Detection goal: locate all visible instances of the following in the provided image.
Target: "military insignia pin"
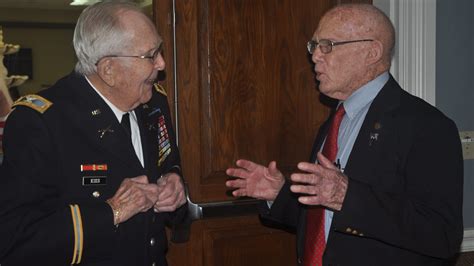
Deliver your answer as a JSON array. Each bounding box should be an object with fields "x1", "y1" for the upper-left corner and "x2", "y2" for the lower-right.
[
  {"x1": 91, "y1": 109, "x2": 101, "y2": 116},
  {"x1": 369, "y1": 133, "x2": 379, "y2": 146},
  {"x1": 98, "y1": 125, "x2": 114, "y2": 139},
  {"x1": 374, "y1": 122, "x2": 382, "y2": 130}
]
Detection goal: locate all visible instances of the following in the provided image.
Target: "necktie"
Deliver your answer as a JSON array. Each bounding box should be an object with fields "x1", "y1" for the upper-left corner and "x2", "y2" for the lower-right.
[
  {"x1": 121, "y1": 112, "x2": 131, "y2": 138},
  {"x1": 304, "y1": 104, "x2": 345, "y2": 266}
]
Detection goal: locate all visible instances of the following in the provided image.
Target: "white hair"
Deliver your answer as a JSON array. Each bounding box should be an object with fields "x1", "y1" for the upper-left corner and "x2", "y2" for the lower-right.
[{"x1": 73, "y1": 1, "x2": 145, "y2": 75}]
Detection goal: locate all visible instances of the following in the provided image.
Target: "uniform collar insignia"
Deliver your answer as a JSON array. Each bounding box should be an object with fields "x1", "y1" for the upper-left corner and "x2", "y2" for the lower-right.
[
  {"x1": 98, "y1": 125, "x2": 114, "y2": 139},
  {"x1": 91, "y1": 109, "x2": 101, "y2": 116}
]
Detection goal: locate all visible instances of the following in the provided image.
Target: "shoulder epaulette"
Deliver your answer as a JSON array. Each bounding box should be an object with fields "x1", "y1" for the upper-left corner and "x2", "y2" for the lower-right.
[
  {"x1": 154, "y1": 83, "x2": 167, "y2": 97},
  {"x1": 12, "y1": 94, "x2": 53, "y2": 114}
]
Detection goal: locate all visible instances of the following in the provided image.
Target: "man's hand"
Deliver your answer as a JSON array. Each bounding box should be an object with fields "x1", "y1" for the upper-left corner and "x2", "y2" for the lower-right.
[
  {"x1": 290, "y1": 152, "x2": 348, "y2": 211},
  {"x1": 225, "y1": 159, "x2": 285, "y2": 201},
  {"x1": 106, "y1": 175, "x2": 159, "y2": 225},
  {"x1": 153, "y1": 173, "x2": 186, "y2": 213}
]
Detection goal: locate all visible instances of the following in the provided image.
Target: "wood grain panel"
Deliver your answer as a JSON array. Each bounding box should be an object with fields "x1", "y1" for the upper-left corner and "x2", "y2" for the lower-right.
[
  {"x1": 339, "y1": 0, "x2": 372, "y2": 4},
  {"x1": 174, "y1": 0, "x2": 334, "y2": 203},
  {"x1": 154, "y1": 1, "x2": 372, "y2": 266},
  {"x1": 167, "y1": 216, "x2": 296, "y2": 266}
]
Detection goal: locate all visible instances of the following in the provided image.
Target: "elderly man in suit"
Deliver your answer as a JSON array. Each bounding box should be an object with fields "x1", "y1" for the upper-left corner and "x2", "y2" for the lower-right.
[
  {"x1": 0, "y1": 1, "x2": 186, "y2": 265},
  {"x1": 226, "y1": 3, "x2": 463, "y2": 266}
]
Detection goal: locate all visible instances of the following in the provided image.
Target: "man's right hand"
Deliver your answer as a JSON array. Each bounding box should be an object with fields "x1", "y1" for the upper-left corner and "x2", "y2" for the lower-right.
[
  {"x1": 225, "y1": 159, "x2": 285, "y2": 201},
  {"x1": 106, "y1": 175, "x2": 159, "y2": 225}
]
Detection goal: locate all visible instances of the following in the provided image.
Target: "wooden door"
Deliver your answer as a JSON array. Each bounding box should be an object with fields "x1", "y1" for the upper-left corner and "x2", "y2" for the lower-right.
[{"x1": 153, "y1": 0, "x2": 370, "y2": 265}]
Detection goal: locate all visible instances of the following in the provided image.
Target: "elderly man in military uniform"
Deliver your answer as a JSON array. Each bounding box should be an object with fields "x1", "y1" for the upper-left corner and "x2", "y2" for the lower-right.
[{"x1": 0, "y1": 2, "x2": 186, "y2": 266}]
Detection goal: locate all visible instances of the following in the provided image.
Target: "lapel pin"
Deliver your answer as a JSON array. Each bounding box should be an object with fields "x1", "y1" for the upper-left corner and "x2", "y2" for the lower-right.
[
  {"x1": 91, "y1": 109, "x2": 102, "y2": 116},
  {"x1": 98, "y1": 125, "x2": 114, "y2": 139},
  {"x1": 374, "y1": 122, "x2": 382, "y2": 130},
  {"x1": 369, "y1": 133, "x2": 379, "y2": 146}
]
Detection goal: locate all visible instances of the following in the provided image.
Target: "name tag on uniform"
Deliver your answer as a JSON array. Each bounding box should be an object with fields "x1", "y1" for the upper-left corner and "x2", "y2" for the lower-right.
[{"x1": 82, "y1": 176, "x2": 107, "y2": 186}]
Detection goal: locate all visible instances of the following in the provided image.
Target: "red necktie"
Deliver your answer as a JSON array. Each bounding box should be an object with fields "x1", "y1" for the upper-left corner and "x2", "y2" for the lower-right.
[{"x1": 303, "y1": 104, "x2": 345, "y2": 266}]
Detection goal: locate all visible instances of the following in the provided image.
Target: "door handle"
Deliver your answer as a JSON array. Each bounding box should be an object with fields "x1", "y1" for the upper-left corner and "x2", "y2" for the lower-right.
[{"x1": 170, "y1": 183, "x2": 261, "y2": 243}]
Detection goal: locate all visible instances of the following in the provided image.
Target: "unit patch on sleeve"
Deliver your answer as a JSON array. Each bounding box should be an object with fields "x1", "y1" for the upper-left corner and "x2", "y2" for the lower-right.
[{"x1": 12, "y1": 94, "x2": 53, "y2": 114}]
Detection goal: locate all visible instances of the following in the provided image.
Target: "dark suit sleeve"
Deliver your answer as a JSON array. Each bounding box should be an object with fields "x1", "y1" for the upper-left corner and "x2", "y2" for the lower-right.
[
  {"x1": 259, "y1": 120, "x2": 330, "y2": 232},
  {"x1": 259, "y1": 181, "x2": 301, "y2": 229},
  {"x1": 0, "y1": 107, "x2": 116, "y2": 265},
  {"x1": 332, "y1": 113, "x2": 464, "y2": 259}
]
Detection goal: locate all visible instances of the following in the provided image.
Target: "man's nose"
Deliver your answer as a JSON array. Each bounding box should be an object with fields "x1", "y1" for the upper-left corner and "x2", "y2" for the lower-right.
[
  {"x1": 311, "y1": 46, "x2": 325, "y2": 64},
  {"x1": 154, "y1": 53, "x2": 166, "y2": 71}
]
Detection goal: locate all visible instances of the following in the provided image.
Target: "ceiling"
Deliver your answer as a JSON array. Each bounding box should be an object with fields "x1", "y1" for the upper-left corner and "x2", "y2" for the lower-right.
[{"x1": 0, "y1": 0, "x2": 151, "y2": 10}]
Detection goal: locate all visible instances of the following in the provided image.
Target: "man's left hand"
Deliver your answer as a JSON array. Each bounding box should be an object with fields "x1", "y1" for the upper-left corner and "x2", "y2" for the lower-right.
[
  {"x1": 290, "y1": 152, "x2": 348, "y2": 211},
  {"x1": 153, "y1": 173, "x2": 186, "y2": 213}
]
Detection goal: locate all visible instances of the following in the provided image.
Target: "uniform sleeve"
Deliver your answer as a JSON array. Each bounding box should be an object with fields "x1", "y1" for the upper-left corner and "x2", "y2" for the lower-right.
[
  {"x1": 0, "y1": 107, "x2": 116, "y2": 265},
  {"x1": 154, "y1": 92, "x2": 187, "y2": 226},
  {"x1": 332, "y1": 114, "x2": 464, "y2": 259}
]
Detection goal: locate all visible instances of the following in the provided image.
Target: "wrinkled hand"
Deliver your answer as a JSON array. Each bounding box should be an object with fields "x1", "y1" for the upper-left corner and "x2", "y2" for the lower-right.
[
  {"x1": 225, "y1": 159, "x2": 285, "y2": 201},
  {"x1": 153, "y1": 173, "x2": 186, "y2": 213},
  {"x1": 290, "y1": 152, "x2": 348, "y2": 211},
  {"x1": 107, "y1": 175, "x2": 160, "y2": 224}
]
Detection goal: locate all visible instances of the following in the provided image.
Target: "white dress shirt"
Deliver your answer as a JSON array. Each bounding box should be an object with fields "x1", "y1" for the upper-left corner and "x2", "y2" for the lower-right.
[{"x1": 85, "y1": 77, "x2": 144, "y2": 167}]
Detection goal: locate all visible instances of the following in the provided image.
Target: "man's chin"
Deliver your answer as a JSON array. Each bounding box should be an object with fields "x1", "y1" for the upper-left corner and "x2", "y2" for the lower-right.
[
  {"x1": 317, "y1": 84, "x2": 336, "y2": 98},
  {"x1": 318, "y1": 83, "x2": 329, "y2": 93}
]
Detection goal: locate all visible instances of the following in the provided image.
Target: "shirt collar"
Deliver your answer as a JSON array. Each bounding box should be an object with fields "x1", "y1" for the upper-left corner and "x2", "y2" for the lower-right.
[
  {"x1": 340, "y1": 72, "x2": 389, "y2": 120},
  {"x1": 85, "y1": 76, "x2": 127, "y2": 122}
]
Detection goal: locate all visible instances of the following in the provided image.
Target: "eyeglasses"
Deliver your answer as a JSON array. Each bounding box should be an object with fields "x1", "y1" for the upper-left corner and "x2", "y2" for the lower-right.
[
  {"x1": 96, "y1": 45, "x2": 162, "y2": 65},
  {"x1": 307, "y1": 39, "x2": 373, "y2": 54}
]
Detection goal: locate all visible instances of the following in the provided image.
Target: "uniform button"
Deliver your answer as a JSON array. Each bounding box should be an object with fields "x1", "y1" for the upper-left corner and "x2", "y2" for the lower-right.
[
  {"x1": 152, "y1": 262, "x2": 156, "y2": 266},
  {"x1": 92, "y1": 191, "x2": 100, "y2": 198},
  {"x1": 150, "y1": 237, "x2": 155, "y2": 246},
  {"x1": 352, "y1": 230, "x2": 358, "y2": 235},
  {"x1": 345, "y1": 227, "x2": 352, "y2": 233}
]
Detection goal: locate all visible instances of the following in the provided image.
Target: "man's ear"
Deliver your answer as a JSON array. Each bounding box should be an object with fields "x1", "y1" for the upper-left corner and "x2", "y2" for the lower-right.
[
  {"x1": 96, "y1": 59, "x2": 116, "y2": 87},
  {"x1": 366, "y1": 40, "x2": 383, "y2": 65}
]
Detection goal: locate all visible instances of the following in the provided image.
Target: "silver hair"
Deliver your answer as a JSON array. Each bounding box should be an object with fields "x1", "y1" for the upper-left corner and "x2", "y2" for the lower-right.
[{"x1": 73, "y1": 1, "x2": 145, "y2": 75}]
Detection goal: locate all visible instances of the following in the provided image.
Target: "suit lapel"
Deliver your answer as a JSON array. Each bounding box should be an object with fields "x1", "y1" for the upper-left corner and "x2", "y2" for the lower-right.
[
  {"x1": 67, "y1": 74, "x2": 144, "y2": 171},
  {"x1": 309, "y1": 113, "x2": 332, "y2": 163},
  {"x1": 344, "y1": 75, "x2": 402, "y2": 176}
]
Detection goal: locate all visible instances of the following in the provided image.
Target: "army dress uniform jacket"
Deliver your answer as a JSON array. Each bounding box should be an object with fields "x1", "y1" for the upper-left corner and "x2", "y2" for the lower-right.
[
  {"x1": 260, "y1": 76, "x2": 464, "y2": 265},
  {"x1": 0, "y1": 72, "x2": 185, "y2": 266}
]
